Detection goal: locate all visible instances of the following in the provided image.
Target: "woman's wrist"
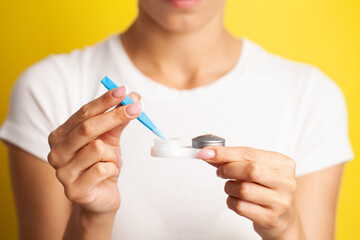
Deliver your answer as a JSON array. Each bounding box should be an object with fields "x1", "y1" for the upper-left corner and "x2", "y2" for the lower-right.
[
  {"x1": 63, "y1": 204, "x2": 117, "y2": 240},
  {"x1": 78, "y1": 205, "x2": 117, "y2": 229},
  {"x1": 266, "y1": 205, "x2": 306, "y2": 240}
]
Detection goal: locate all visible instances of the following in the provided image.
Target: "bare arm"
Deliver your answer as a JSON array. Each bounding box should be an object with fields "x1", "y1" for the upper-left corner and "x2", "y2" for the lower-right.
[
  {"x1": 8, "y1": 143, "x2": 72, "y2": 240},
  {"x1": 295, "y1": 163, "x2": 344, "y2": 240},
  {"x1": 8, "y1": 143, "x2": 118, "y2": 240}
]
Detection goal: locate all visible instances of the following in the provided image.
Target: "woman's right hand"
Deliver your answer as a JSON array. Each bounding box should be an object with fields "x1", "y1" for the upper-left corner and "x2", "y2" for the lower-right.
[{"x1": 47, "y1": 86, "x2": 142, "y2": 215}]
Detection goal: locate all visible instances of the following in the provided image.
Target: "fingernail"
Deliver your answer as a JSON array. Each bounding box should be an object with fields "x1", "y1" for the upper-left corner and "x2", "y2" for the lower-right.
[
  {"x1": 111, "y1": 86, "x2": 126, "y2": 98},
  {"x1": 197, "y1": 149, "x2": 216, "y2": 160},
  {"x1": 129, "y1": 91, "x2": 142, "y2": 102},
  {"x1": 125, "y1": 102, "x2": 143, "y2": 116},
  {"x1": 124, "y1": 85, "x2": 129, "y2": 94}
]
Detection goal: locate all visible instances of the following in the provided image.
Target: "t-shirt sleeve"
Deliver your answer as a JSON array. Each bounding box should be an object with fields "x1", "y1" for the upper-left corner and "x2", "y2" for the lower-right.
[
  {"x1": 294, "y1": 67, "x2": 354, "y2": 176},
  {"x1": 0, "y1": 56, "x2": 72, "y2": 161}
]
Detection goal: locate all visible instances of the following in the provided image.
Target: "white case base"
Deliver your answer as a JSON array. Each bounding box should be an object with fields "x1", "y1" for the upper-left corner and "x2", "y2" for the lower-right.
[{"x1": 151, "y1": 138, "x2": 199, "y2": 159}]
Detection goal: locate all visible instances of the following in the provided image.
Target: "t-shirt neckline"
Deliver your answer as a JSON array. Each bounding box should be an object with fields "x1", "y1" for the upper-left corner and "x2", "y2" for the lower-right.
[{"x1": 108, "y1": 33, "x2": 249, "y2": 99}]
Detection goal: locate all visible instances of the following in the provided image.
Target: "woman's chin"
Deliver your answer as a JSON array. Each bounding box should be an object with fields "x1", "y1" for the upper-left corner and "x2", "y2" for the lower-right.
[
  {"x1": 138, "y1": 0, "x2": 225, "y2": 33},
  {"x1": 158, "y1": 15, "x2": 204, "y2": 33}
]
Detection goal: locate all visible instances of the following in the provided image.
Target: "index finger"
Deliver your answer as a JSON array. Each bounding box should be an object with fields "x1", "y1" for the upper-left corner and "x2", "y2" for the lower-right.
[
  {"x1": 58, "y1": 86, "x2": 127, "y2": 136},
  {"x1": 198, "y1": 146, "x2": 273, "y2": 164},
  {"x1": 57, "y1": 101, "x2": 142, "y2": 157}
]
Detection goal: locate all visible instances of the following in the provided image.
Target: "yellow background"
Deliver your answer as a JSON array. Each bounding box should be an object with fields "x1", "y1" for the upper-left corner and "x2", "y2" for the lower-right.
[{"x1": 0, "y1": 0, "x2": 359, "y2": 239}]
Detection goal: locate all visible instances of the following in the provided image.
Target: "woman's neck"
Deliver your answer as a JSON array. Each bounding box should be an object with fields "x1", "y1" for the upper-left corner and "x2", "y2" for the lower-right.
[{"x1": 121, "y1": 8, "x2": 242, "y2": 90}]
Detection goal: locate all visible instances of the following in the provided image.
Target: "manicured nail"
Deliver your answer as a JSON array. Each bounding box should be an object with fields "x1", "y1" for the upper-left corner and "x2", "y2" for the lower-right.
[
  {"x1": 124, "y1": 85, "x2": 129, "y2": 95},
  {"x1": 111, "y1": 86, "x2": 126, "y2": 98},
  {"x1": 125, "y1": 102, "x2": 143, "y2": 116},
  {"x1": 198, "y1": 149, "x2": 216, "y2": 160},
  {"x1": 129, "y1": 91, "x2": 142, "y2": 102}
]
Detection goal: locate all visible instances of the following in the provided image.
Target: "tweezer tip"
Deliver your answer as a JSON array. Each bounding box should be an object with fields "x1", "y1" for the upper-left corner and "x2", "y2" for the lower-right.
[{"x1": 153, "y1": 128, "x2": 166, "y2": 140}]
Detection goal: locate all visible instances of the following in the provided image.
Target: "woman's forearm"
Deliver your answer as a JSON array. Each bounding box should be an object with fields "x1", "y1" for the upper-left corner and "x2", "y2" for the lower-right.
[{"x1": 63, "y1": 204, "x2": 116, "y2": 240}]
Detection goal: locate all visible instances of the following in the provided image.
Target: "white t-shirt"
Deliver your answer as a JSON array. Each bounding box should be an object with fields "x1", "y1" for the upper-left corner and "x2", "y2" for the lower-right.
[{"x1": 0, "y1": 34, "x2": 354, "y2": 239}]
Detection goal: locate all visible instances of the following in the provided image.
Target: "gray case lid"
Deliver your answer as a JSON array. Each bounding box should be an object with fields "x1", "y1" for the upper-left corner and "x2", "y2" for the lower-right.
[{"x1": 192, "y1": 134, "x2": 225, "y2": 149}]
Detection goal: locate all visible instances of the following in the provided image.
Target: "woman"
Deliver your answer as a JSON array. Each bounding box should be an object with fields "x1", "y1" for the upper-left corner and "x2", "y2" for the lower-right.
[{"x1": 0, "y1": 0, "x2": 353, "y2": 239}]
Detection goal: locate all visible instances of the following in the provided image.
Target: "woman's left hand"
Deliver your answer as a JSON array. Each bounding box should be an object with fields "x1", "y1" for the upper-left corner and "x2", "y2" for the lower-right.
[{"x1": 198, "y1": 146, "x2": 305, "y2": 240}]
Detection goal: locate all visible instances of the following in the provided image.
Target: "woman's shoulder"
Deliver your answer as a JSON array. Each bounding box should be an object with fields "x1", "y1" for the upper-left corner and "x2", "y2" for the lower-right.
[
  {"x1": 14, "y1": 35, "x2": 118, "y2": 109},
  {"x1": 243, "y1": 38, "x2": 313, "y2": 82},
  {"x1": 19, "y1": 35, "x2": 114, "y2": 87},
  {"x1": 1, "y1": 36, "x2": 117, "y2": 160},
  {"x1": 8, "y1": 36, "x2": 117, "y2": 129},
  {"x1": 242, "y1": 38, "x2": 344, "y2": 105}
]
